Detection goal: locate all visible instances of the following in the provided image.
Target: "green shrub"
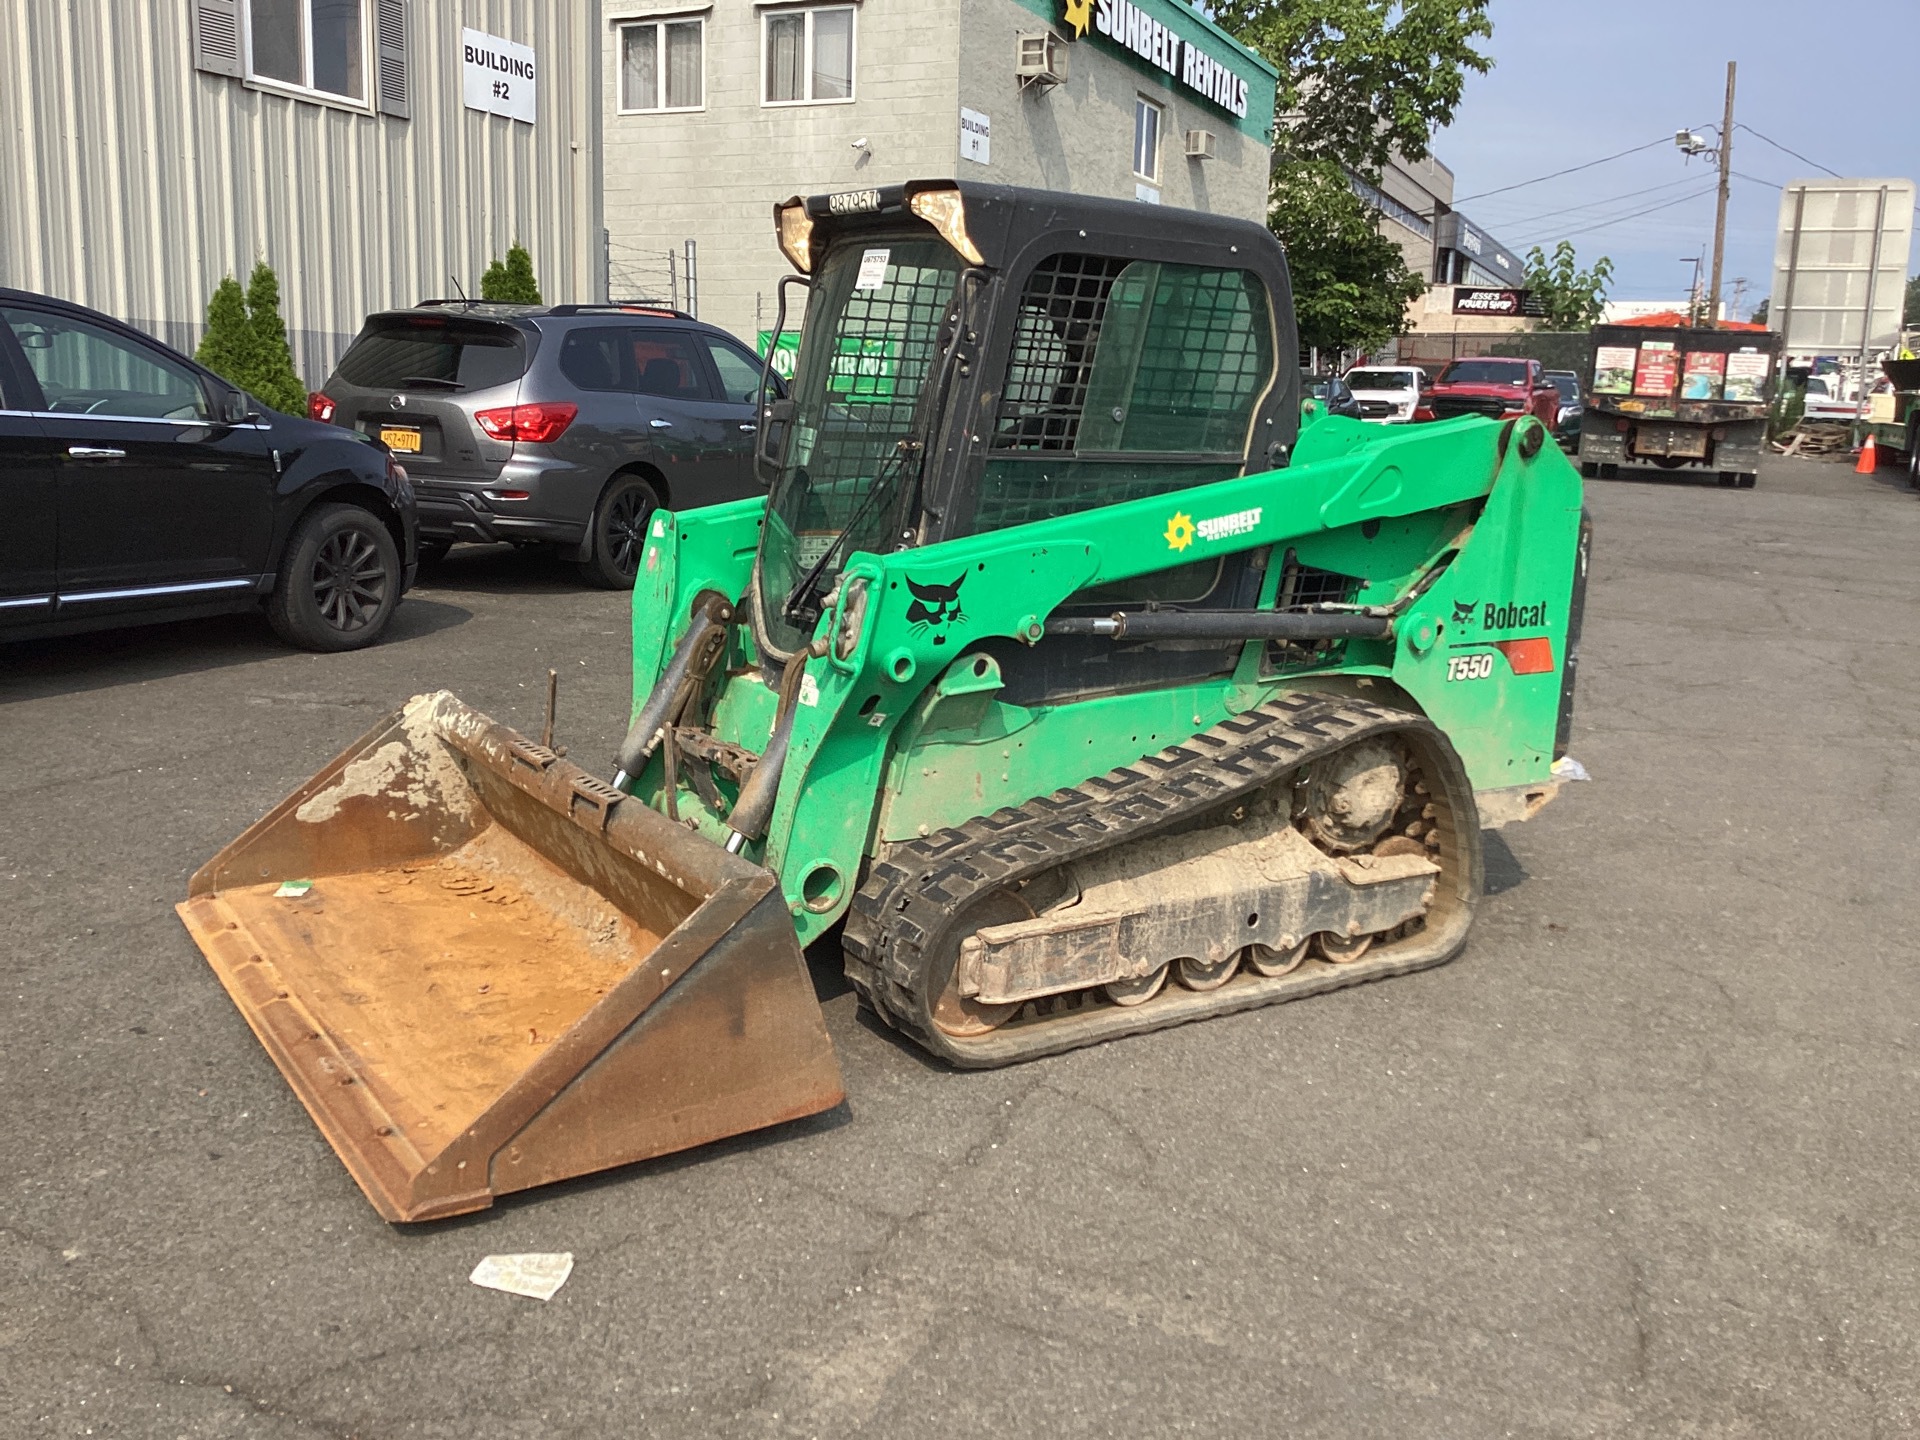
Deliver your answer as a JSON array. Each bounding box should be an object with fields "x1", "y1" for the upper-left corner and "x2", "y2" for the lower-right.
[
  {"x1": 194, "y1": 261, "x2": 306, "y2": 415},
  {"x1": 480, "y1": 243, "x2": 542, "y2": 304}
]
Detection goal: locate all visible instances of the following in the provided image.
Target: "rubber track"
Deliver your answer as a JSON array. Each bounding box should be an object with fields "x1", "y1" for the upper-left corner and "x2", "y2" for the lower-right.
[{"x1": 842, "y1": 691, "x2": 1483, "y2": 1068}]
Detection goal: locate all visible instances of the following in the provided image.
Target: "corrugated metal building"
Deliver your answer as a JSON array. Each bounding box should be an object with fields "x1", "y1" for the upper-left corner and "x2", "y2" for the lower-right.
[{"x1": 0, "y1": 0, "x2": 602, "y2": 387}]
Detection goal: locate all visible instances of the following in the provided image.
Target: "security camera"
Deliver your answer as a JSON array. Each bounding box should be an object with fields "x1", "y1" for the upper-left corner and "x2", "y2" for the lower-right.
[{"x1": 850, "y1": 137, "x2": 870, "y2": 149}]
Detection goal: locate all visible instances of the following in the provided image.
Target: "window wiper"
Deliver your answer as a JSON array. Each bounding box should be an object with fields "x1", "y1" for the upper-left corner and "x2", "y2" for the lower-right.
[
  {"x1": 781, "y1": 439, "x2": 918, "y2": 630},
  {"x1": 396, "y1": 375, "x2": 464, "y2": 391}
]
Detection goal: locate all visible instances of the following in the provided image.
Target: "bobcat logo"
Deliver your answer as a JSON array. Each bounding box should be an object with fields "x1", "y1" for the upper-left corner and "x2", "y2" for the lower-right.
[
  {"x1": 1451, "y1": 598, "x2": 1478, "y2": 627},
  {"x1": 1061, "y1": 0, "x2": 1092, "y2": 39},
  {"x1": 905, "y1": 573, "x2": 968, "y2": 645}
]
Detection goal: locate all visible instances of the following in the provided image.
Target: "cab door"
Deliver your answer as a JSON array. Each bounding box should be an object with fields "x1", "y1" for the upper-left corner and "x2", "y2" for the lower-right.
[
  {"x1": 1, "y1": 303, "x2": 276, "y2": 619},
  {"x1": 0, "y1": 329, "x2": 58, "y2": 629}
]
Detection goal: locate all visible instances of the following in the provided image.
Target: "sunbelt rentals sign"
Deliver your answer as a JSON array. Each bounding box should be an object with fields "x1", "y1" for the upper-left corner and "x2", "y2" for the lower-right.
[{"x1": 1061, "y1": 0, "x2": 1251, "y2": 119}]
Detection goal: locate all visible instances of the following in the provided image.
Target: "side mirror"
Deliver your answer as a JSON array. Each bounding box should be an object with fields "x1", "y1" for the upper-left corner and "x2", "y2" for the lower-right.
[
  {"x1": 755, "y1": 397, "x2": 794, "y2": 485},
  {"x1": 221, "y1": 388, "x2": 255, "y2": 424}
]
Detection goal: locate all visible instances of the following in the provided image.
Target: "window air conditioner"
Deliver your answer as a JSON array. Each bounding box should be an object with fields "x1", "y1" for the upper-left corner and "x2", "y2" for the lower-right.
[
  {"x1": 1184, "y1": 129, "x2": 1218, "y2": 160},
  {"x1": 1016, "y1": 33, "x2": 1067, "y2": 90}
]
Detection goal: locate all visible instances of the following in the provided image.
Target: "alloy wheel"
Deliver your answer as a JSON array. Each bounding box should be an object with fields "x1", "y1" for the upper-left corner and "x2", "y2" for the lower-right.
[
  {"x1": 311, "y1": 527, "x2": 391, "y2": 633},
  {"x1": 605, "y1": 486, "x2": 654, "y2": 580}
]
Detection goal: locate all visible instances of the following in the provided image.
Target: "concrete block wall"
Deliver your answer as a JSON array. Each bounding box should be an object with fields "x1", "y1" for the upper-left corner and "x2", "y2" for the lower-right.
[
  {"x1": 602, "y1": 0, "x2": 962, "y2": 343},
  {"x1": 956, "y1": 0, "x2": 1270, "y2": 224}
]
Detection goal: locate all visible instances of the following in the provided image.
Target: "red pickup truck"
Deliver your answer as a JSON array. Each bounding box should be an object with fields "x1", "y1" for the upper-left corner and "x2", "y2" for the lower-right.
[{"x1": 1415, "y1": 357, "x2": 1561, "y2": 427}]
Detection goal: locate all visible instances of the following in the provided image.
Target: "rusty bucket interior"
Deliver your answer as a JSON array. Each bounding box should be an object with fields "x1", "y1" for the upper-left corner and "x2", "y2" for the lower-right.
[{"x1": 177, "y1": 691, "x2": 843, "y2": 1222}]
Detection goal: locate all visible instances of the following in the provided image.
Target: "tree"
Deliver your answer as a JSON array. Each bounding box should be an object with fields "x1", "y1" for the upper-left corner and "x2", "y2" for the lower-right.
[
  {"x1": 481, "y1": 243, "x2": 542, "y2": 303},
  {"x1": 1207, "y1": 0, "x2": 1494, "y2": 174},
  {"x1": 1750, "y1": 297, "x2": 1769, "y2": 326},
  {"x1": 1905, "y1": 273, "x2": 1920, "y2": 328},
  {"x1": 243, "y1": 262, "x2": 306, "y2": 415},
  {"x1": 1270, "y1": 160, "x2": 1427, "y2": 355},
  {"x1": 1521, "y1": 241, "x2": 1614, "y2": 330},
  {"x1": 195, "y1": 278, "x2": 255, "y2": 391},
  {"x1": 1208, "y1": 2, "x2": 1494, "y2": 354},
  {"x1": 195, "y1": 261, "x2": 305, "y2": 414}
]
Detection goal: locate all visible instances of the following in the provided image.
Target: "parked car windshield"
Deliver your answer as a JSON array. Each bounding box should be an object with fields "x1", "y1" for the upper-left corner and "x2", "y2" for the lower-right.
[
  {"x1": 1547, "y1": 373, "x2": 1580, "y2": 402},
  {"x1": 1438, "y1": 360, "x2": 1529, "y2": 386},
  {"x1": 336, "y1": 317, "x2": 528, "y2": 392},
  {"x1": 1345, "y1": 370, "x2": 1414, "y2": 391}
]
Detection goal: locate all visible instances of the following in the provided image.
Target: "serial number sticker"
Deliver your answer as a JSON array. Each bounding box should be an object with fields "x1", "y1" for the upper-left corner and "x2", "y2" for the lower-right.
[
  {"x1": 829, "y1": 188, "x2": 882, "y2": 214},
  {"x1": 854, "y1": 248, "x2": 891, "y2": 290},
  {"x1": 1446, "y1": 653, "x2": 1495, "y2": 682}
]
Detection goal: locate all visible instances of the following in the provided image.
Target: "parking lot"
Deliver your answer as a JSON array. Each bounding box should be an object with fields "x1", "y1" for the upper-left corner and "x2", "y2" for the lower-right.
[{"x1": 4, "y1": 452, "x2": 1918, "y2": 1438}]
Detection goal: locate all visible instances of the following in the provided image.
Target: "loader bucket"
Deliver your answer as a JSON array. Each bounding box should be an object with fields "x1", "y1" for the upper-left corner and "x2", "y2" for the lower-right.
[{"x1": 176, "y1": 692, "x2": 843, "y2": 1222}]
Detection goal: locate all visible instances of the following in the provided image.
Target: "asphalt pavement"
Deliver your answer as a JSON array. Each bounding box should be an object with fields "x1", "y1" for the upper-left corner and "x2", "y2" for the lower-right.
[{"x1": 4, "y1": 453, "x2": 1918, "y2": 1438}]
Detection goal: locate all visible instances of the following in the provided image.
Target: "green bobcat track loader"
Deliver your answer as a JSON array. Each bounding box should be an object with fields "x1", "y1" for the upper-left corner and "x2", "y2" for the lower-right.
[{"x1": 179, "y1": 181, "x2": 1589, "y2": 1221}]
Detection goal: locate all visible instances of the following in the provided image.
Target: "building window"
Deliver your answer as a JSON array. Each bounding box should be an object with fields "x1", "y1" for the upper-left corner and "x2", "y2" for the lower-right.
[
  {"x1": 620, "y1": 18, "x2": 704, "y2": 112},
  {"x1": 1132, "y1": 97, "x2": 1162, "y2": 183},
  {"x1": 763, "y1": 6, "x2": 854, "y2": 106},
  {"x1": 247, "y1": 0, "x2": 367, "y2": 102}
]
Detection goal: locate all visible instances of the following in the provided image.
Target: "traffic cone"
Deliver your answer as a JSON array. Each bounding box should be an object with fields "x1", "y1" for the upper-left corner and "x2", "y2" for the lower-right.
[{"x1": 1856, "y1": 433, "x2": 1878, "y2": 473}]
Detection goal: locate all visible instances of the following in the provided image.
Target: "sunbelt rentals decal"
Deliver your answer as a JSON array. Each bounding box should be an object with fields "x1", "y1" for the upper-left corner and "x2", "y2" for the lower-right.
[{"x1": 1165, "y1": 506, "x2": 1261, "y2": 552}]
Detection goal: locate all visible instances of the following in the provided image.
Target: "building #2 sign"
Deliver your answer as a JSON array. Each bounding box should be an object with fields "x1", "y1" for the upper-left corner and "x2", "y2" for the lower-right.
[{"x1": 462, "y1": 28, "x2": 536, "y2": 124}]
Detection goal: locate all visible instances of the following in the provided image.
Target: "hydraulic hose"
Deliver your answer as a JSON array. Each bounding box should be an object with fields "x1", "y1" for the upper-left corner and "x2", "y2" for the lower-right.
[
  {"x1": 1044, "y1": 610, "x2": 1392, "y2": 642},
  {"x1": 611, "y1": 591, "x2": 733, "y2": 790},
  {"x1": 724, "y1": 639, "x2": 827, "y2": 854}
]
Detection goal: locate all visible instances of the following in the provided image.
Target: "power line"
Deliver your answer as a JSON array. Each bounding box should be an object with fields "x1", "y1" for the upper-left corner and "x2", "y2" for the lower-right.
[
  {"x1": 1735, "y1": 123, "x2": 1840, "y2": 178},
  {"x1": 1487, "y1": 175, "x2": 1706, "y2": 233},
  {"x1": 1451, "y1": 135, "x2": 1674, "y2": 205},
  {"x1": 1508, "y1": 185, "x2": 1718, "y2": 246}
]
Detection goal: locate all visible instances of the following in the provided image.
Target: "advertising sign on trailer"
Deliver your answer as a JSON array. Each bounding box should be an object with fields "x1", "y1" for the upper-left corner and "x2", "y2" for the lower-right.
[
  {"x1": 1592, "y1": 345, "x2": 1636, "y2": 395},
  {"x1": 1682, "y1": 351, "x2": 1727, "y2": 401},
  {"x1": 1633, "y1": 341, "x2": 1678, "y2": 397},
  {"x1": 1722, "y1": 351, "x2": 1771, "y2": 403}
]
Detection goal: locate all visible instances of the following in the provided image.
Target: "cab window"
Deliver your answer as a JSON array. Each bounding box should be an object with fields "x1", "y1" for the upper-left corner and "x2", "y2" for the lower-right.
[{"x1": 970, "y1": 255, "x2": 1273, "y2": 533}]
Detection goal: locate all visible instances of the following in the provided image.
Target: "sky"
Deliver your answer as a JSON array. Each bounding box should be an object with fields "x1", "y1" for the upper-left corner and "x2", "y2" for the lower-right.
[{"x1": 1432, "y1": 0, "x2": 1920, "y2": 318}]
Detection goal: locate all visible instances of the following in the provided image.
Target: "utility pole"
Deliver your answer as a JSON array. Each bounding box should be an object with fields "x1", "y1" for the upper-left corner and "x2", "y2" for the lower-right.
[
  {"x1": 1682, "y1": 254, "x2": 1704, "y2": 325},
  {"x1": 1707, "y1": 60, "x2": 1736, "y2": 327}
]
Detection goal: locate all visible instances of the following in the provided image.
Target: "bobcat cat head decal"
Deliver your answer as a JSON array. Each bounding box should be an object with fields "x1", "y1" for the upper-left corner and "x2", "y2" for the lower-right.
[
  {"x1": 1451, "y1": 598, "x2": 1478, "y2": 627},
  {"x1": 905, "y1": 573, "x2": 968, "y2": 644}
]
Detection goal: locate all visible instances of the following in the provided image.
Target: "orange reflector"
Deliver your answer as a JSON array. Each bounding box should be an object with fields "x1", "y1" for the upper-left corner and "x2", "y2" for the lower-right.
[{"x1": 1494, "y1": 637, "x2": 1555, "y2": 675}]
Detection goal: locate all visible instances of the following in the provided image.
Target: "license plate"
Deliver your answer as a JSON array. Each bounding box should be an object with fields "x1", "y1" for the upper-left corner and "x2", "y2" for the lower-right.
[{"x1": 380, "y1": 426, "x2": 422, "y2": 453}]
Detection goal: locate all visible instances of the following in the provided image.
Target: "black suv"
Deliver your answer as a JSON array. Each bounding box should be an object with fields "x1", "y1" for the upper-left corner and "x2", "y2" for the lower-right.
[
  {"x1": 0, "y1": 287, "x2": 416, "y2": 650},
  {"x1": 311, "y1": 303, "x2": 781, "y2": 587}
]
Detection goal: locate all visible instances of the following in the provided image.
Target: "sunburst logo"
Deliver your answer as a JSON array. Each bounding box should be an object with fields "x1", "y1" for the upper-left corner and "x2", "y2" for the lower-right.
[
  {"x1": 1164, "y1": 511, "x2": 1195, "y2": 551},
  {"x1": 1062, "y1": 0, "x2": 1093, "y2": 39}
]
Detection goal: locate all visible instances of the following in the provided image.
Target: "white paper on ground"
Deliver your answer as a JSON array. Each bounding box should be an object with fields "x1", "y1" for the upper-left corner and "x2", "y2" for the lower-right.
[{"x1": 470, "y1": 1252, "x2": 574, "y2": 1301}]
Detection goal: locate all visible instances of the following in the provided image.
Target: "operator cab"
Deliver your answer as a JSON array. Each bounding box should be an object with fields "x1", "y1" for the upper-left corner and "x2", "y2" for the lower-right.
[{"x1": 752, "y1": 180, "x2": 1301, "y2": 701}]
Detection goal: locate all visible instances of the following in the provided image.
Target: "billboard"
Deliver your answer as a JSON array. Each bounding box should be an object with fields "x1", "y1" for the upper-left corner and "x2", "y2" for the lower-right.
[{"x1": 1771, "y1": 179, "x2": 1915, "y2": 353}]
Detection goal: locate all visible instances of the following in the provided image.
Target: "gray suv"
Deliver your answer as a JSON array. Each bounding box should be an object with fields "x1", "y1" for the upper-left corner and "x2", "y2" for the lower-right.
[{"x1": 311, "y1": 303, "x2": 779, "y2": 587}]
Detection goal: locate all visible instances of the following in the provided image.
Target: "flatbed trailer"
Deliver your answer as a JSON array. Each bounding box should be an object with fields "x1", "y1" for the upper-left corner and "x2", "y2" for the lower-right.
[
  {"x1": 1868, "y1": 358, "x2": 1920, "y2": 484},
  {"x1": 1577, "y1": 324, "x2": 1783, "y2": 487}
]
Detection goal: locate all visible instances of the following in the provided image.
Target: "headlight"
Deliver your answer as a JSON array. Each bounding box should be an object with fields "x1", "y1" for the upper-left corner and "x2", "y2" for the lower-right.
[
  {"x1": 776, "y1": 199, "x2": 815, "y2": 273},
  {"x1": 908, "y1": 188, "x2": 986, "y2": 266}
]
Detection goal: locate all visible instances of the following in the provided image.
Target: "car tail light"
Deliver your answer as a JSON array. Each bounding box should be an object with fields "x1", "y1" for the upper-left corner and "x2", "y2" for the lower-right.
[
  {"x1": 1615, "y1": 418, "x2": 1631, "y2": 433},
  {"x1": 309, "y1": 391, "x2": 337, "y2": 423},
  {"x1": 475, "y1": 401, "x2": 578, "y2": 444}
]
